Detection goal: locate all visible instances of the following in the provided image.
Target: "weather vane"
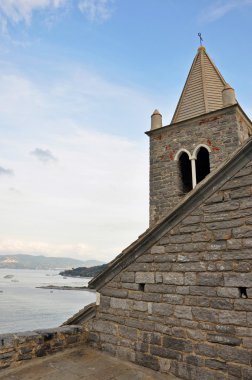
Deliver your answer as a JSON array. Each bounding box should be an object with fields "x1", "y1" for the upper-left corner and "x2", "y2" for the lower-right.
[{"x1": 198, "y1": 32, "x2": 203, "y2": 46}]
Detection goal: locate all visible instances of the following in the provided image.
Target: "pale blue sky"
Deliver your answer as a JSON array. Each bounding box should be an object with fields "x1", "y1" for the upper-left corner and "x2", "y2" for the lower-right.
[{"x1": 0, "y1": 0, "x2": 251, "y2": 261}]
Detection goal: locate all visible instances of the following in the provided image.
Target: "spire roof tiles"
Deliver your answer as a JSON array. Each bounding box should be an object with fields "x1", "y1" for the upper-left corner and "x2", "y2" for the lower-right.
[{"x1": 171, "y1": 46, "x2": 235, "y2": 123}]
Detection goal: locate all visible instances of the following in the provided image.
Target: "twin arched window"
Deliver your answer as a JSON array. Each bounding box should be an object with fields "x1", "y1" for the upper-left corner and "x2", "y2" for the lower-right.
[{"x1": 175, "y1": 145, "x2": 211, "y2": 194}]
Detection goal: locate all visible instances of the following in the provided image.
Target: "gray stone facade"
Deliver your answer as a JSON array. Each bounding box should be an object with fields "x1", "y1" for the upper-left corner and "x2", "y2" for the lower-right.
[
  {"x1": 147, "y1": 105, "x2": 251, "y2": 226},
  {"x1": 87, "y1": 155, "x2": 252, "y2": 380}
]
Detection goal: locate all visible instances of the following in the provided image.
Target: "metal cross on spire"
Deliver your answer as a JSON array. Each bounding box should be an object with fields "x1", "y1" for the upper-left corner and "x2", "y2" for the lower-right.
[{"x1": 198, "y1": 32, "x2": 203, "y2": 46}]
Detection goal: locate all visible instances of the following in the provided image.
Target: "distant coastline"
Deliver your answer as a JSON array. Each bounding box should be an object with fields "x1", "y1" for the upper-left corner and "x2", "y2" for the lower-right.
[
  {"x1": 59, "y1": 264, "x2": 107, "y2": 278},
  {"x1": 0, "y1": 254, "x2": 104, "y2": 270},
  {"x1": 36, "y1": 285, "x2": 95, "y2": 291}
]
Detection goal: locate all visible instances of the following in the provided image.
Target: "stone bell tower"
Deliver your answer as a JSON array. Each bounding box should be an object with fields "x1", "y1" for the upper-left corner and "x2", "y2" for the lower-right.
[{"x1": 146, "y1": 46, "x2": 252, "y2": 226}]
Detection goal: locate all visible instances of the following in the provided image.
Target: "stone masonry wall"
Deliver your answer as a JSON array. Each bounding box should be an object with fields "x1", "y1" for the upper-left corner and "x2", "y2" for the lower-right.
[
  {"x1": 87, "y1": 159, "x2": 252, "y2": 380},
  {"x1": 0, "y1": 325, "x2": 85, "y2": 370},
  {"x1": 149, "y1": 106, "x2": 241, "y2": 226}
]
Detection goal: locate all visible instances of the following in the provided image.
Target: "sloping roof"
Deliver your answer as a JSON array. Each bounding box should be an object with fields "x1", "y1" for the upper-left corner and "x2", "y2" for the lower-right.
[
  {"x1": 89, "y1": 136, "x2": 252, "y2": 291},
  {"x1": 171, "y1": 46, "x2": 233, "y2": 123}
]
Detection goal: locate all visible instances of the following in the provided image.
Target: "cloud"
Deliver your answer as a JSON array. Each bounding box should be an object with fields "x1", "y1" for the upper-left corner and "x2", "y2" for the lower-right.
[
  {"x1": 0, "y1": 166, "x2": 14, "y2": 176},
  {"x1": 31, "y1": 148, "x2": 57, "y2": 163},
  {"x1": 0, "y1": 0, "x2": 67, "y2": 25},
  {"x1": 9, "y1": 187, "x2": 22, "y2": 195},
  {"x1": 0, "y1": 0, "x2": 114, "y2": 27},
  {"x1": 0, "y1": 64, "x2": 155, "y2": 261},
  {"x1": 201, "y1": 0, "x2": 252, "y2": 22},
  {"x1": 78, "y1": 0, "x2": 114, "y2": 21}
]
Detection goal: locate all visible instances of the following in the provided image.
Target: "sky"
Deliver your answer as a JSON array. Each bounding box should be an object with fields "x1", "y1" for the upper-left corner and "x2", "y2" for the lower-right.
[{"x1": 0, "y1": 0, "x2": 252, "y2": 262}]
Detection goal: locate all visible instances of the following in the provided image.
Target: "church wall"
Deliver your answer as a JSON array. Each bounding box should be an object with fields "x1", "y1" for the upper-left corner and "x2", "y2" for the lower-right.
[
  {"x1": 87, "y1": 158, "x2": 252, "y2": 380},
  {"x1": 149, "y1": 106, "x2": 240, "y2": 226}
]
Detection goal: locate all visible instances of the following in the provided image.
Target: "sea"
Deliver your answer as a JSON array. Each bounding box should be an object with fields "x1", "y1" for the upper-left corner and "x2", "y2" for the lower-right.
[{"x1": 0, "y1": 269, "x2": 96, "y2": 334}]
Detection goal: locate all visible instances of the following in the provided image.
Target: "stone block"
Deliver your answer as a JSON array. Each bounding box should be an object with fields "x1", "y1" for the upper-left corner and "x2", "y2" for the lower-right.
[
  {"x1": 195, "y1": 343, "x2": 217, "y2": 358},
  {"x1": 150, "y1": 345, "x2": 182, "y2": 360},
  {"x1": 224, "y1": 273, "x2": 252, "y2": 287},
  {"x1": 241, "y1": 337, "x2": 252, "y2": 348},
  {"x1": 207, "y1": 333, "x2": 241, "y2": 346},
  {"x1": 142, "y1": 293, "x2": 162, "y2": 302},
  {"x1": 150, "y1": 245, "x2": 165, "y2": 254},
  {"x1": 205, "y1": 358, "x2": 227, "y2": 371},
  {"x1": 219, "y1": 310, "x2": 246, "y2": 326},
  {"x1": 121, "y1": 272, "x2": 135, "y2": 283},
  {"x1": 174, "y1": 306, "x2": 192, "y2": 320},
  {"x1": 216, "y1": 261, "x2": 233, "y2": 271},
  {"x1": 152, "y1": 303, "x2": 174, "y2": 317},
  {"x1": 132, "y1": 301, "x2": 148, "y2": 312},
  {"x1": 110, "y1": 298, "x2": 129, "y2": 310},
  {"x1": 144, "y1": 284, "x2": 176, "y2": 293},
  {"x1": 187, "y1": 329, "x2": 205, "y2": 341},
  {"x1": 135, "y1": 352, "x2": 160, "y2": 371},
  {"x1": 218, "y1": 345, "x2": 251, "y2": 364},
  {"x1": 163, "y1": 336, "x2": 192, "y2": 352},
  {"x1": 92, "y1": 320, "x2": 117, "y2": 335},
  {"x1": 197, "y1": 273, "x2": 223, "y2": 286},
  {"x1": 246, "y1": 312, "x2": 252, "y2": 326},
  {"x1": 226, "y1": 239, "x2": 242, "y2": 250},
  {"x1": 150, "y1": 332, "x2": 161, "y2": 345},
  {"x1": 163, "y1": 273, "x2": 184, "y2": 285},
  {"x1": 185, "y1": 272, "x2": 197, "y2": 285},
  {"x1": 176, "y1": 286, "x2": 189, "y2": 295},
  {"x1": 0, "y1": 351, "x2": 14, "y2": 360},
  {"x1": 206, "y1": 219, "x2": 243, "y2": 230},
  {"x1": 233, "y1": 226, "x2": 252, "y2": 238},
  {"x1": 182, "y1": 215, "x2": 201, "y2": 225},
  {"x1": 190, "y1": 286, "x2": 217, "y2": 297},
  {"x1": 185, "y1": 296, "x2": 209, "y2": 307},
  {"x1": 170, "y1": 234, "x2": 192, "y2": 244},
  {"x1": 234, "y1": 299, "x2": 252, "y2": 311},
  {"x1": 210, "y1": 298, "x2": 233, "y2": 310},
  {"x1": 173, "y1": 262, "x2": 207, "y2": 272},
  {"x1": 101, "y1": 288, "x2": 128, "y2": 298},
  {"x1": 192, "y1": 307, "x2": 218, "y2": 323},
  {"x1": 155, "y1": 272, "x2": 162, "y2": 283},
  {"x1": 235, "y1": 261, "x2": 251, "y2": 272},
  {"x1": 227, "y1": 364, "x2": 242, "y2": 378},
  {"x1": 213, "y1": 229, "x2": 231, "y2": 240},
  {"x1": 100, "y1": 333, "x2": 117, "y2": 345},
  {"x1": 119, "y1": 325, "x2": 137, "y2": 340},
  {"x1": 136, "y1": 254, "x2": 153, "y2": 263},
  {"x1": 0, "y1": 334, "x2": 15, "y2": 348},
  {"x1": 203, "y1": 201, "x2": 239, "y2": 213},
  {"x1": 163, "y1": 294, "x2": 184, "y2": 305},
  {"x1": 180, "y1": 225, "x2": 201, "y2": 233},
  {"x1": 154, "y1": 253, "x2": 176, "y2": 263},
  {"x1": 135, "y1": 272, "x2": 155, "y2": 284},
  {"x1": 158, "y1": 357, "x2": 171, "y2": 373}
]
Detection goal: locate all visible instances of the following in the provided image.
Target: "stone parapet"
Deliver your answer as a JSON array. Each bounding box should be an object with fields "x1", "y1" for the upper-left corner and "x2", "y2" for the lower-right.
[{"x1": 0, "y1": 325, "x2": 86, "y2": 370}]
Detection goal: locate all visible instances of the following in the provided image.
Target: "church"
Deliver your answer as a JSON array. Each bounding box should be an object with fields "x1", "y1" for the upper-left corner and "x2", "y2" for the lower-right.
[{"x1": 81, "y1": 45, "x2": 252, "y2": 379}]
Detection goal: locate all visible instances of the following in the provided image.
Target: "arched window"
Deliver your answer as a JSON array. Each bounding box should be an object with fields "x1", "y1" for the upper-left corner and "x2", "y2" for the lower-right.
[
  {"x1": 196, "y1": 147, "x2": 210, "y2": 184},
  {"x1": 178, "y1": 152, "x2": 192, "y2": 193}
]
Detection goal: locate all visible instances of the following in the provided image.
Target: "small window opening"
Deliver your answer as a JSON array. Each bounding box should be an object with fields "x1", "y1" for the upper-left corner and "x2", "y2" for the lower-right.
[
  {"x1": 179, "y1": 152, "x2": 192, "y2": 193},
  {"x1": 139, "y1": 283, "x2": 145, "y2": 292},
  {"x1": 239, "y1": 287, "x2": 248, "y2": 298},
  {"x1": 196, "y1": 147, "x2": 210, "y2": 184}
]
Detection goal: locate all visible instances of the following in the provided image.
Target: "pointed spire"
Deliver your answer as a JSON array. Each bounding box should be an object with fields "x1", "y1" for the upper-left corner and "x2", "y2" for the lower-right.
[{"x1": 171, "y1": 46, "x2": 237, "y2": 123}]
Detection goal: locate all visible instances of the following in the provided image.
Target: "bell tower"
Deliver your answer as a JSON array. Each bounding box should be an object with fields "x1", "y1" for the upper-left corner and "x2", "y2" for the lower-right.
[{"x1": 146, "y1": 45, "x2": 252, "y2": 226}]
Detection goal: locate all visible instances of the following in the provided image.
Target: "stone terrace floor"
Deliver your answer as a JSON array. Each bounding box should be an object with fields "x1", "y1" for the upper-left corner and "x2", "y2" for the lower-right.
[{"x1": 0, "y1": 346, "x2": 181, "y2": 380}]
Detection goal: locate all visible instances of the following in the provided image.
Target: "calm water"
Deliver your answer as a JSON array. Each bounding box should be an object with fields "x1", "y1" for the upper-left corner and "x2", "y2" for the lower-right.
[{"x1": 0, "y1": 269, "x2": 96, "y2": 334}]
